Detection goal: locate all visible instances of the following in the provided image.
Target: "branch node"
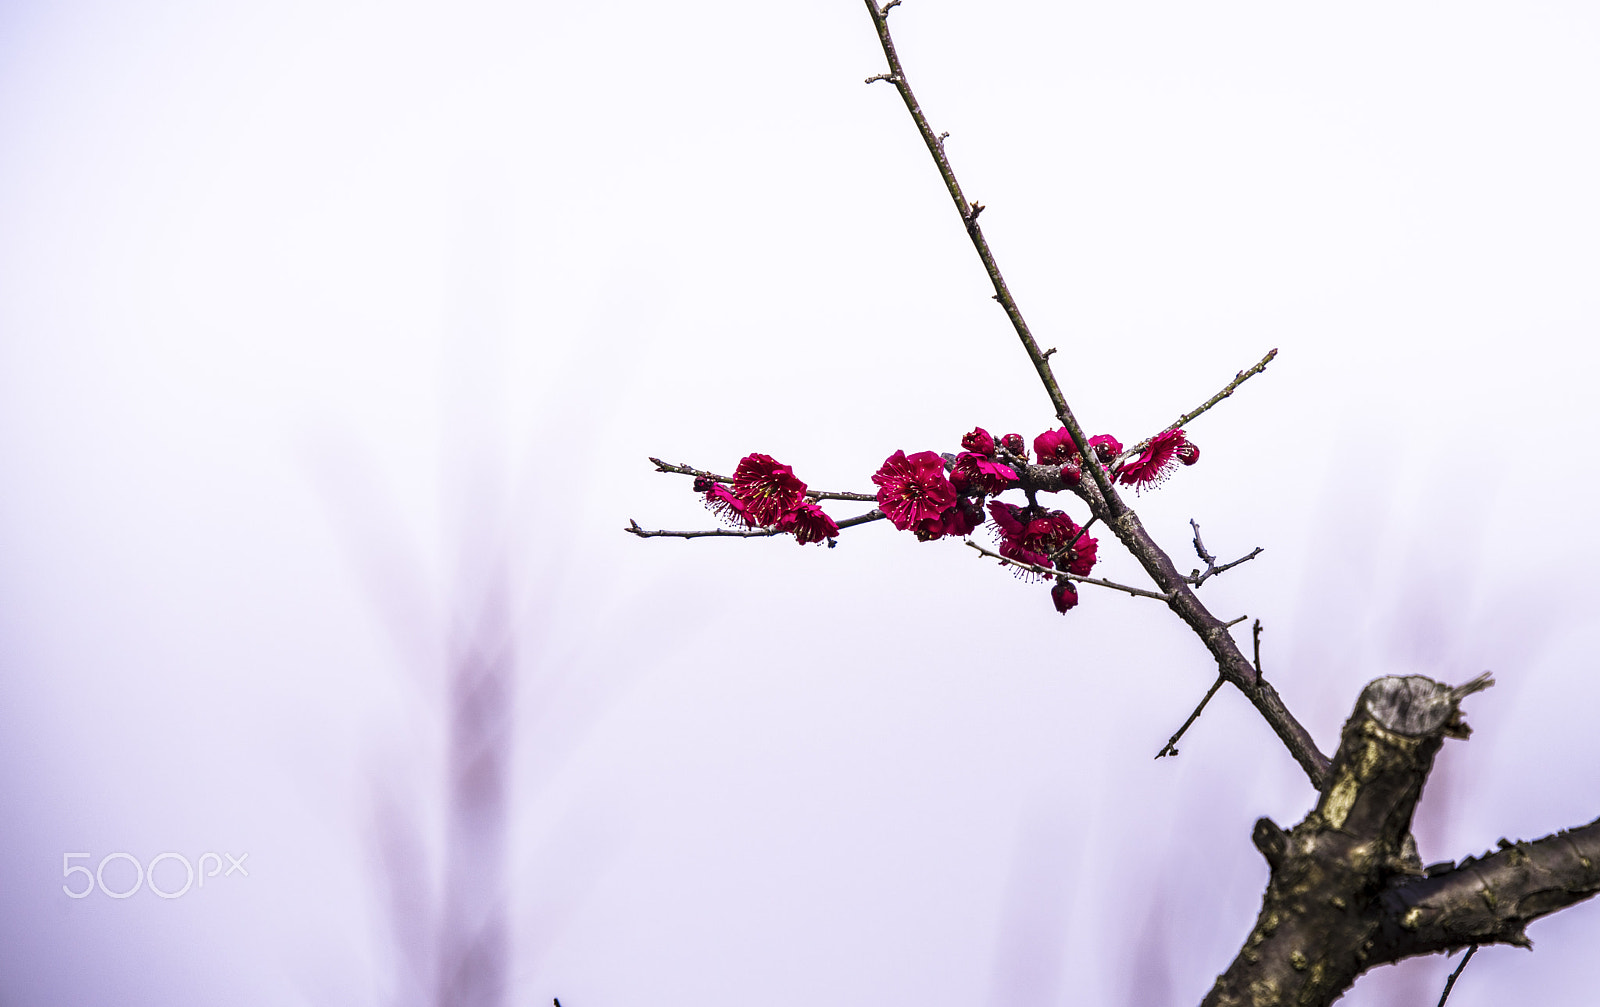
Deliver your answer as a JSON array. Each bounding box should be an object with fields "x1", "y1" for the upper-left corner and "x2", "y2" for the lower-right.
[
  {"x1": 1436, "y1": 944, "x2": 1478, "y2": 1007},
  {"x1": 1185, "y1": 518, "x2": 1264, "y2": 587},
  {"x1": 1252, "y1": 817, "x2": 1289, "y2": 873},
  {"x1": 1155, "y1": 673, "x2": 1226, "y2": 760}
]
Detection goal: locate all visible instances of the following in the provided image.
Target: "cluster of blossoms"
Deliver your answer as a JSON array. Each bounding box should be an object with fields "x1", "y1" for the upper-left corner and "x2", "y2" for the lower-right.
[
  {"x1": 697, "y1": 454, "x2": 840, "y2": 545},
  {"x1": 1115, "y1": 428, "x2": 1199, "y2": 491},
  {"x1": 700, "y1": 424, "x2": 1198, "y2": 611},
  {"x1": 869, "y1": 426, "x2": 1087, "y2": 613},
  {"x1": 1030, "y1": 425, "x2": 1199, "y2": 492}
]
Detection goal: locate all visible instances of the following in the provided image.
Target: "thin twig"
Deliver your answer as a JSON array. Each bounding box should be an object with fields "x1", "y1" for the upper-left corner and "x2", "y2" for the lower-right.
[
  {"x1": 1436, "y1": 945, "x2": 1478, "y2": 1007},
  {"x1": 964, "y1": 541, "x2": 1170, "y2": 601},
  {"x1": 647, "y1": 457, "x2": 878, "y2": 502},
  {"x1": 860, "y1": 0, "x2": 1115, "y2": 509},
  {"x1": 1156, "y1": 674, "x2": 1226, "y2": 759},
  {"x1": 1208, "y1": 547, "x2": 1264, "y2": 580},
  {"x1": 1068, "y1": 514, "x2": 1099, "y2": 551},
  {"x1": 1167, "y1": 348, "x2": 1278, "y2": 433},
  {"x1": 1252, "y1": 619, "x2": 1264, "y2": 678},
  {"x1": 831, "y1": 511, "x2": 889, "y2": 531},
  {"x1": 626, "y1": 521, "x2": 787, "y2": 540},
  {"x1": 627, "y1": 511, "x2": 886, "y2": 540},
  {"x1": 1187, "y1": 519, "x2": 1264, "y2": 587},
  {"x1": 648, "y1": 457, "x2": 729, "y2": 480},
  {"x1": 1111, "y1": 348, "x2": 1280, "y2": 470},
  {"x1": 1190, "y1": 519, "x2": 1216, "y2": 579}
]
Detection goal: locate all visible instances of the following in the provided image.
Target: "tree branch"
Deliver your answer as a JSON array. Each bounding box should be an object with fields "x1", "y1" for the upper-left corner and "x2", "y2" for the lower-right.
[
  {"x1": 1167, "y1": 347, "x2": 1278, "y2": 434},
  {"x1": 647, "y1": 457, "x2": 878, "y2": 502},
  {"x1": 626, "y1": 521, "x2": 789, "y2": 541},
  {"x1": 1156, "y1": 673, "x2": 1225, "y2": 759},
  {"x1": 1436, "y1": 945, "x2": 1477, "y2": 1007},
  {"x1": 626, "y1": 511, "x2": 886, "y2": 539},
  {"x1": 1070, "y1": 472, "x2": 1330, "y2": 787},
  {"x1": 860, "y1": 0, "x2": 1113, "y2": 509},
  {"x1": 963, "y1": 540, "x2": 1170, "y2": 601},
  {"x1": 1375, "y1": 817, "x2": 1600, "y2": 957},
  {"x1": 862, "y1": 1, "x2": 1329, "y2": 789},
  {"x1": 1187, "y1": 518, "x2": 1264, "y2": 587},
  {"x1": 1205, "y1": 674, "x2": 1600, "y2": 1007}
]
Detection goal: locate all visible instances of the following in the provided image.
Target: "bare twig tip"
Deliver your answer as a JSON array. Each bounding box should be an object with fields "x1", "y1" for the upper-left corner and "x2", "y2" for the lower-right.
[
  {"x1": 1155, "y1": 673, "x2": 1227, "y2": 761},
  {"x1": 1436, "y1": 944, "x2": 1478, "y2": 1007}
]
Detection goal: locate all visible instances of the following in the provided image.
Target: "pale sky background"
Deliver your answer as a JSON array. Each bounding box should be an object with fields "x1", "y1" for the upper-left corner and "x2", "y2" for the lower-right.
[{"x1": 2, "y1": 2, "x2": 1598, "y2": 1005}]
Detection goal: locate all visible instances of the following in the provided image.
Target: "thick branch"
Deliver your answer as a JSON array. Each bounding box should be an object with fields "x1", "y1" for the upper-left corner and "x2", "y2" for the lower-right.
[{"x1": 1204, "y1": 675, "x2": 1599, "y2": 1007}]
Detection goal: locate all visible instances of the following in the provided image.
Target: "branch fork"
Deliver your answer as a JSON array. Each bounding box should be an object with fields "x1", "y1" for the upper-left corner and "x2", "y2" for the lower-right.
[{"x1": 1205, "y1": 675, "x2": 1600, "y2": 1006}]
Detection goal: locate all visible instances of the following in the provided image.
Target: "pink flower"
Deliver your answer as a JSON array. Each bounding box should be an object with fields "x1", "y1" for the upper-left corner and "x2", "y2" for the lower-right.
[
  {"x1": 915, "y1": 498, "x2": 983, "y2": 541},
  {"x1": 960, "y1": 427, "x2": 995, "y2": 456},
  {"x1": 731, "y1": 453, "x2": 808, "y2": 526},
  {"x1": 703, "y1": 483, "x2": 753, "y2": 527},
  {"x1": 1087, "y1": 434, "x2": 1123, "y2": 464},
  {"x1": 1033, "y1": 428, "x2": 1077, "y2": 466},
  {"x1": 777, "y1": 502, "x2": 839, "y2": 545},
  {"x1": 949, "y1": 452, "x2": 1018, "y2": 496},
  {"x1": 1051, "y1": 580, "x2": 1079, "y2": 613},
  {"x1": 1116, "y1": 429, "x2": 1193, "y2": 492},
  {"x1": 987, "y1": 500, "x2": 1039, "y2": 560},
  {"x1": 1062, "y1": 530, "x2": 1098, "y2": 577},
  {"x1": 1177, "y1": 441, "x2": 1200, "y2": 466},
  {"x1": 988, "y1": 501, "x2": 1098, "y2": 576},
  {"x1": 1058, "y1": 455, "x2": 1082, "y2": 487},
  {"x1": 999, "y1": 433, "x2": 1026, "y2": 455},
  {"x1": 873, "y1": 450, "x2": 958, "y2": 532},
  {"x1": 988, "y1": 501, "x2": 1058, "y2": 569}
]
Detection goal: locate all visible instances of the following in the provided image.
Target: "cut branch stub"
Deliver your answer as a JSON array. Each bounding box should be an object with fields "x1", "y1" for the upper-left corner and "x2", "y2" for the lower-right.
[
  {"x1": 1206, "y1": 673, "x2": 1598, "y2": 1006},
  {"x1": 1204, "y1": 675, "x2": 1485, "y2": 1007}
]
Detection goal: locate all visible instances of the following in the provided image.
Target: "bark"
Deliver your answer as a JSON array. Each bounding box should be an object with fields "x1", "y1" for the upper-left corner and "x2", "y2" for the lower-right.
[{"x1": 1202, "y1": 675, "x2": 1600, "y2": 1006}]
